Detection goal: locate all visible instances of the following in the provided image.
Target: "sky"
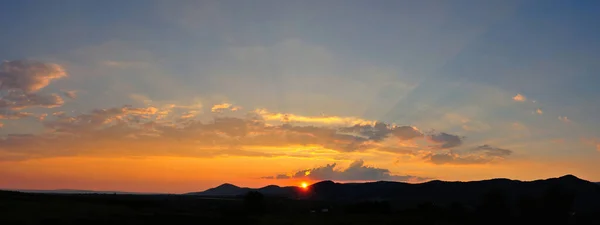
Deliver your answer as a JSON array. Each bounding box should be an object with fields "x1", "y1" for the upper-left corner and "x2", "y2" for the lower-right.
[{"x1": 1, "y1": 0, "x2": 600, "y2": 193}]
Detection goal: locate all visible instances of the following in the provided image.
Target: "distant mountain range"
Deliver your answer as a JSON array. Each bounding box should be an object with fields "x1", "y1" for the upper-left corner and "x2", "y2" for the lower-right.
[
  {"x1": 188, "y1": 175, "x2": 600, "y2": 212},
  {"x1": 9, "y1": 189, "x2": 162, "y2": 195},
  {"x1": 187, "y1": 183, "x2": 299, "y2": 197}
]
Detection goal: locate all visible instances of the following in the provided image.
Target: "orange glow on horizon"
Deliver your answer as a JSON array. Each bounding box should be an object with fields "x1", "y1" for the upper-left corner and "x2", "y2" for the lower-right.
[{"x1": 301, "y1": 182, "x2": 308, "y2": 189}]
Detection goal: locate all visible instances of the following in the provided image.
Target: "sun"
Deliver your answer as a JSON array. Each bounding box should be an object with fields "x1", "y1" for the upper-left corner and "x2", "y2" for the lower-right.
[{"x1": 301, "y1": 182, "x2": 308, "y2": 189}]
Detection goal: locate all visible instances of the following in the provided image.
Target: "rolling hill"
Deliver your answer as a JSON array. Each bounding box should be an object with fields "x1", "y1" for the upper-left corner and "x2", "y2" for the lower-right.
[{"x1": 188, "y1": 175, "x2": 600, "y2": 212}]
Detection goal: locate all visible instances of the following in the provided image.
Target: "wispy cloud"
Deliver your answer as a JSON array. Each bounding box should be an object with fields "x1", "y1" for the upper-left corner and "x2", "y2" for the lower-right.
[
  {"x1": 101, "y1": 60, "x2": 150, "y2": 69},
  {"x1": 427, "y1": 132, "x2": 464, "y2": 149},
  {"x1": 255, "y1": 108, "x2": 376, "y2": 126},
  {"x1": 581, "y1": 137, "x2": 600, "y2": 152},
  {"x1": 558, "y1": 116, "x2": 571, "y2": 123},
  {"x1": 211, "y1": 103, "x2": 241, "y2": 113},
  {"x1": 0, "y1": 103, "x2": 487, "y2": 162},
  {"x1": 61, "y1": 90, "x2": 77, "y2": 99}
]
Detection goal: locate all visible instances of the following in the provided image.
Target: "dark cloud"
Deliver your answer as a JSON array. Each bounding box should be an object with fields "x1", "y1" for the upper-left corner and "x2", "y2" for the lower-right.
[
  {"x1": 426, "y1": 153, "x2": 491, "y2": 165},
  {"x1": 340, "y1": 122, "x2": 423, "y2": 141},
  {"x1": 0, "y1": 92, "x2": 64, "y2": 110},
  {"x1": 390, "y1": 126, "x2": 423, "y2": 140},
  {"x1": 0, "y1": 60, "x2": 66, "y2": 93},
  {"x1": 427, "y1": 132, "x2": 464, "y2": 149},
  {"x1": 265, "y1": 160, "x2": 429, "y2": 182},
  {"x1": 473, "y1": 144, "x2": 512, "y2": 157},
  {"x1": 61, "y1": 90, "x2": 77, "y2": 99},
  {"x1": 0, "y1": 60, "x2": 67, "y2": 117},
  {"x1": 425, "y1": 144, "x2": 513, "y2": 165}
]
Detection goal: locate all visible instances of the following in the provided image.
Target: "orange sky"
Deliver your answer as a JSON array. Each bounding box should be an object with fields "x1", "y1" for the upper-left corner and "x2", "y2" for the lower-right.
[{"x1": 2, "y1": 1, "x2": 600, "y2": 193}]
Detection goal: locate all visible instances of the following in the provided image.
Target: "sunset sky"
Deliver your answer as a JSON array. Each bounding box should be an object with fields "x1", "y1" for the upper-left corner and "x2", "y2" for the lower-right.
[{"x1": 1, "y1": 0, "x2": 600, "y2": 193}]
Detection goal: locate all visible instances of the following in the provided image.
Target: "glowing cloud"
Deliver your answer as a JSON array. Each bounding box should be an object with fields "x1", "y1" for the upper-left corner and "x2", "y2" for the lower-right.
[
  {"x1": 211, "y1": 103, "x2": 241, "y2": 113},
  {"x1": 513, "y1": 94, "x2": 526, "y2": 102},
  {"x1": 255, "y1": 109, "x2": 376, "y2": 125},
  {"x1": 263, "y1": 159, "x2": 429, "y2": 182},
  {"x1": 536, "y1": 108, "x2": 543, "y2": 114}
]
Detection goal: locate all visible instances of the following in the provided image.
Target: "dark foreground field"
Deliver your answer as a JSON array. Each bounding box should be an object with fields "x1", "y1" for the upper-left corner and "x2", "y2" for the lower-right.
[{"x1": 1, "y1": 189, "x2": 600, "y2": 225}]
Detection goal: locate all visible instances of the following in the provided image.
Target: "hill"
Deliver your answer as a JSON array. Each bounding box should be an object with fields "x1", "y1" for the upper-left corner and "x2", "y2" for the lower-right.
[
  {"x1": 189, "y1": 175, "x2": 600, "y2": 212},
  {"x1": 9, "y1": 189, "x2": 159, "y2": 195},
  {"x1": 186, "y1": 183, "x2": 300, "y2": 197}
]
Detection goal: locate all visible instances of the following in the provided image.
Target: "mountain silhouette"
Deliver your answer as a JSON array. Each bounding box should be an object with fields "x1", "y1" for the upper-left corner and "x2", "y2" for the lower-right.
[
  {"x1": 194, "y1": 183, "x2": 251, "y2": 196},
  {"x1": 188, "y1": 175, "x2": 600, "y2": 212},
  {"x1": 187, "y1": 183, "x2": 299, "y2": 197}
]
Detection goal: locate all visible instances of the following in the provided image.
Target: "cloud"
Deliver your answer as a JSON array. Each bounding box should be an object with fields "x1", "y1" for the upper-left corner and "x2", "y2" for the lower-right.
[
  {"x1": 0, "y1": 60, "x2": 66, "y2": 93},
  {"x1": 255, "y1": 108, "x2": 376, "y2": 126},
  {"x1": 0, "y1": 60, "x2": 67, "y2": 113},
  {"x1": 61, "y1": 90, "x2": 77, "y2": 99},
  {"x1": 101, "y1": 60, "x2": 150, "y2": 69},
  {"x1": 473, "y1": 144, "x2": 512, "y2": 157},
  {"x1": 0, "y1": 92, "x2": 64, "y2": 110},
  {"x1": 264, "y1": 160, "x2": 429, "y2": 182},
  {"x1": 558, "y1": 116, "x2": 571, "y2": 123},
  {"x1": 513, "y1": 93, "x2": 526, "y2": 102},
  {"x1": 424, "y1": 144, "x2": 512, "y2": 165},
  {"x1": 0, "y1": 104, "x2": 465, "y2": 162},
  {"x1": 425, "y1": 152, "x2": 491, "y2": 165},
  {"x1": 340, "y1": 122, "x2": 423, "y2": 141},
  {"x1": 580, "y1": 138, "x2": 600, "y2": 152},
  {"x1": 211, "y1": 103, "x2": 241, "y2": 113},
  {"x1": 427, "y1": 132, "x2": 463, "y2": 149},
  {"x1": 0, "y1": 111, "x2": 33, "y2": 120}
]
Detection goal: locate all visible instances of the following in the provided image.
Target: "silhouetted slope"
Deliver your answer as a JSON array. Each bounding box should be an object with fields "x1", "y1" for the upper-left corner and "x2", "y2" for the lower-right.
[
  {"x1": 187, "y1": 183, "x2": 299, "y2": 197},
  {"x1": 308, "y1": 175, "x2": 600, "y2": 212},
  {"x1": 189, "y1": 183, "x2": 252, "y2": 196},
  {"x1": 190, "y1": 175, "x2": 600, "y2": 212},
  {"x1": 12, "y1": 189, "x2": 152, "y2": 195}
]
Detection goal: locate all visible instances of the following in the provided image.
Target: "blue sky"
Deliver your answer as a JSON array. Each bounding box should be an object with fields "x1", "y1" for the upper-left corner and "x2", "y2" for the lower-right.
[{"x1": 1, "y1": 0, "x2": 600, "y2": 191}]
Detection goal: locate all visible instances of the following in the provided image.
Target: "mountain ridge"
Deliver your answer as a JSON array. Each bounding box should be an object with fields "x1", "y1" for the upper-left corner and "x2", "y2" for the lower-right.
[{"x1": 187, "y1": 174, "x2": 600, "y2": 212}]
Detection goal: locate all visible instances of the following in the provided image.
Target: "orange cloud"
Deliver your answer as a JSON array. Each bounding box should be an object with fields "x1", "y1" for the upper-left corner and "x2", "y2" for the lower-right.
[
  {"x1": 255, "y1": 108, "x2": 376, "y2": 125},
  {"x1": 211, "y1": 103, "x2": 241, "y2": 112},
  {"x1": 512, "y1": 93, "x2": 526, "y2": 102}
]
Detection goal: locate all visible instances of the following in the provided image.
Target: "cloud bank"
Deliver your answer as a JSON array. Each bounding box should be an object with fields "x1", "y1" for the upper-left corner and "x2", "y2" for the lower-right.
[
  {"x1": 262, "y1": 159, "x2": 429, "y2": 182},
  {"x1": 0, "y1": 60, "x2": 517, "y2": 167}
]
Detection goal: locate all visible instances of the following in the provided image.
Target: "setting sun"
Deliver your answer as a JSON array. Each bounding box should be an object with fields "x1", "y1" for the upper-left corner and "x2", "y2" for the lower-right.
[{"x1": 301, "y1": 182, "x2": 308, "y2": 189}]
